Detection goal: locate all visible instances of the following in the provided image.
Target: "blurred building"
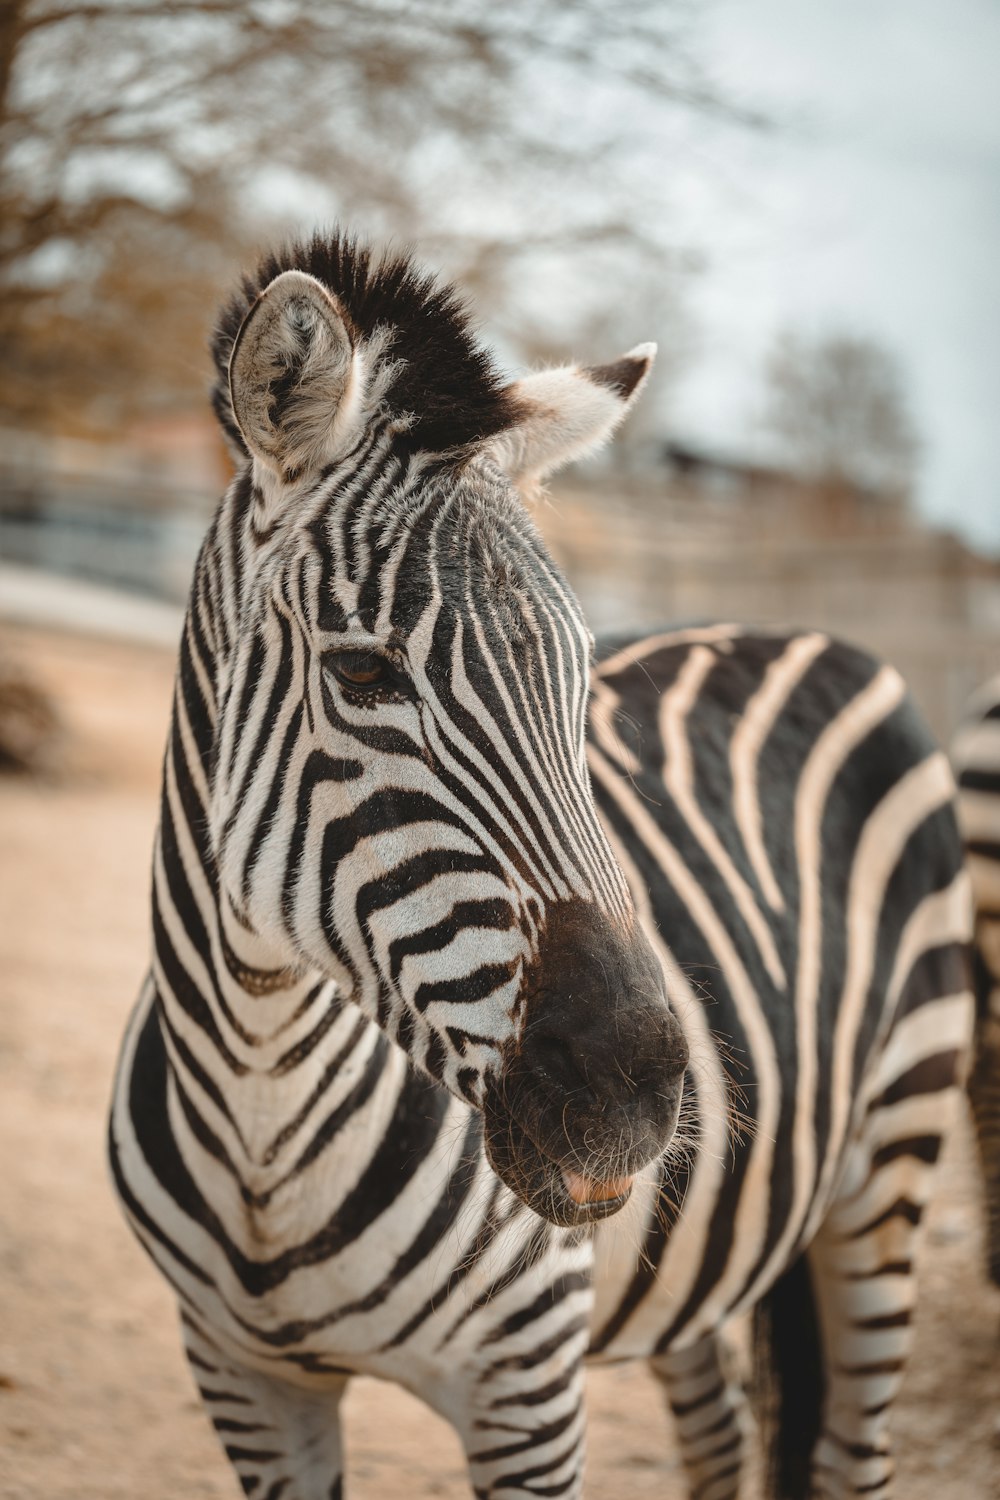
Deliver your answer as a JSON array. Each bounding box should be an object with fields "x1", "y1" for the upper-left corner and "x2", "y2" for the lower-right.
[{"x1": 544, "y1": 442, "x2": 1000, "y2": 739}]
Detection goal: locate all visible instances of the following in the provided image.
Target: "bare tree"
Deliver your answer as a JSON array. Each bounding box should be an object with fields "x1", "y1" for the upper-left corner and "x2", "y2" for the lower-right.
[
  {"x1": 765, "y1": 331, "x2": 919, "y2": 503},
  {"x1": 0, "y1": 0, "x2": 749, "y2": 430}
]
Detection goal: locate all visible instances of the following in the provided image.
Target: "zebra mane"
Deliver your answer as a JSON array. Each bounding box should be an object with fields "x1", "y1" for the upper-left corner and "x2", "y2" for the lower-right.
[{"x1": 210, "y1": 231, "x2": 525, "y2": 460}]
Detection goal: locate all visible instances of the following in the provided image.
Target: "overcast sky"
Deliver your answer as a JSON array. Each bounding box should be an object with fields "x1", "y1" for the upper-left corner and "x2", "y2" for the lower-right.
[{"x1": 661, "y1": 0, "x2": 1000, "y2": 549}]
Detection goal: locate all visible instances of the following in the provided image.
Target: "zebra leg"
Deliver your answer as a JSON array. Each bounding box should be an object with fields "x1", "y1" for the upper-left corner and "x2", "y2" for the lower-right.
[
  {"x1": 457, "y1": 1354, "x2": 588, "y2": 1498},
  {"x1": 804, "y1": 1223, "x2": 914, "y2": 1498},
  {"x1": 805, "y1": 1109, "x2": 956, "y2": 1496},
  {"x1": 649, "y1": 1331, "x2": 749, "y2": 1500},
  {"x1": 183, "y1": 1317, "x2": 349, "y2": 1500}
]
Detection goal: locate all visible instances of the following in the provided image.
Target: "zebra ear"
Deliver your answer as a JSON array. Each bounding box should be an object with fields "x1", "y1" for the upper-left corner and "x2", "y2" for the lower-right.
[
  {"x1": 228, "y1": 270, "x2": 362, "y2": 481},
  {"x1": 487, "y1": 344, "x2": 656, "y2": 486}
]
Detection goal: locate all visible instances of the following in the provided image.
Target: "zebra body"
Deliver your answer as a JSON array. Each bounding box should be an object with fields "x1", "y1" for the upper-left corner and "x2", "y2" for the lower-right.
[
  {"x1": 953, "y1": 675, "x2": 1000, "y2": 1285},
  {"x1": 109, "y1": 237, "x2": 973, "y2": 1500}
]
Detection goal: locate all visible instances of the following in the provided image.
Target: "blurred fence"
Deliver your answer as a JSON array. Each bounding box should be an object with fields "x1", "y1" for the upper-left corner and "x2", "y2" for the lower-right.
[
  {"x1": 540, "y1": 484, "x2": 1000, "y2": 740},
  {"x1": 0, "y1": 463, "x2": 210, "y2": 604}
]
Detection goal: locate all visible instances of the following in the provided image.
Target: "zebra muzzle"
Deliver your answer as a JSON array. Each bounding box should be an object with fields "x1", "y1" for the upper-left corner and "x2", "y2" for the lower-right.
[{"x1": 482, "y1": 1085, "x2": 642, "y2": 1226}]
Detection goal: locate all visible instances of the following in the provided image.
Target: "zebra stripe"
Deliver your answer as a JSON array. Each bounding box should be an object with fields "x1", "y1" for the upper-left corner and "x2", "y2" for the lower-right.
[
  {"x1": 108, "y1": 236, "x2": 973, "y2": 1500},
  {"x1": 953, "y1": 674, "x2": 1000, "y2": 1286}
]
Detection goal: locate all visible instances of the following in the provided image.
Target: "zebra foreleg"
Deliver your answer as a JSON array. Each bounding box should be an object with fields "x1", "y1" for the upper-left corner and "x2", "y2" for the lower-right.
[
  {"x1": 805, "y1": 1117, "x2": 953, "y2": 1497},
  {"x1": 649, "y1": 1332, "x2": 749, "y2": 1500},
  {"x1": 182, "y1": 1318, "x2": 349, "y2": 1500},
  {"x1": 457, "y1": 1354, "x2": 588, "y2": 1499},
  {"x1": 805, "y1": 1229, "x2": 913, "y2": 1497}
]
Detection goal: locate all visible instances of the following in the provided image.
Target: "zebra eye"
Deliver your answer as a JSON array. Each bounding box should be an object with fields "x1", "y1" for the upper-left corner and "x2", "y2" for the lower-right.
[{"x1": 324, "y1": 650, "x2": 391, "y2": 692}]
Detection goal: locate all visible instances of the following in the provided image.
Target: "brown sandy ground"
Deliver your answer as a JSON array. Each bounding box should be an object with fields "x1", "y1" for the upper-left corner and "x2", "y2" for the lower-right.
[{"x1": 0, "y1": 623, "x2": 998, "y2": 1500}]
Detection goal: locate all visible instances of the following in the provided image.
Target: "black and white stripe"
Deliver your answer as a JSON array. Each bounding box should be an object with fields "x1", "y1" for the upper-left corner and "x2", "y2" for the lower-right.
[
  {"x1": 588, "y1": 627, "x2": 971, "y2": 1499},
  {"x1": 109, "y1": 236, "x2": 973, "y2": 1500},
  {"x1": 953, "y1": 675, "x2": 1000, "y2": 1286}
]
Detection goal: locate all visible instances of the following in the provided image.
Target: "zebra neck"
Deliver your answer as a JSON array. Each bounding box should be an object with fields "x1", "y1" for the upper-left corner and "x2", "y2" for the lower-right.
[
  {"x1": 150, "y1": 817, "x2": 406, "y2": 1189},
  {"x1": 152, "y1": 822, "x2": 346, "y2": 1053},
  {"x1": 157, "y1": 532, "x2": 319, "y2": 1034},
  {"x1": 155, "y1": 575, "x2": 372, "y2": 1080},
  {"x1": 153, "y1": 530, "x2": 410, "y2": 1179}
]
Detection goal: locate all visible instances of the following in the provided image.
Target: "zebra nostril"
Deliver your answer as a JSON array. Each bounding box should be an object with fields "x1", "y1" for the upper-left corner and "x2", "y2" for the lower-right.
[{"x1": 527, "y1": 1034, "x2": 583, "y2": 1092}]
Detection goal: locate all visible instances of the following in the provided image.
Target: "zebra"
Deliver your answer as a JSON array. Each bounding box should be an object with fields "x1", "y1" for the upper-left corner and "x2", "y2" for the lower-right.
[
  {"x1": 952, "y1": 676, "x2": 1000, "y2": 1287},
  {"x1": 108, "y1": 233, "x2": 973, "y2": 1500}
]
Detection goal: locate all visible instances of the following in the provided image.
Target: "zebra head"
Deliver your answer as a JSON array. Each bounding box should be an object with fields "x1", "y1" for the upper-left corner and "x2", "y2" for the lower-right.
[{"x1": 209, "y1": 236, "x2": 688, "y2": 1226}]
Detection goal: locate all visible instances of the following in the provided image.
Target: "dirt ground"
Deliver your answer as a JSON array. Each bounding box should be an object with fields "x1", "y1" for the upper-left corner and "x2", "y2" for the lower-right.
[{"x1": 1, "y1": 622, "x2": 998, "y2": 1500}]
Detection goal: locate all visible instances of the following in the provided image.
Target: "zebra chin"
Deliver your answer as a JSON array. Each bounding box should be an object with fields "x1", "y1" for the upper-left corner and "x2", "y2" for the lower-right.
[
  {"x1": 481, "y1": 1100, "x2": 625, "y2": 1226},
  {"x1": 481, "y1": 1076, "x2": 684, "y2": 1228}
]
